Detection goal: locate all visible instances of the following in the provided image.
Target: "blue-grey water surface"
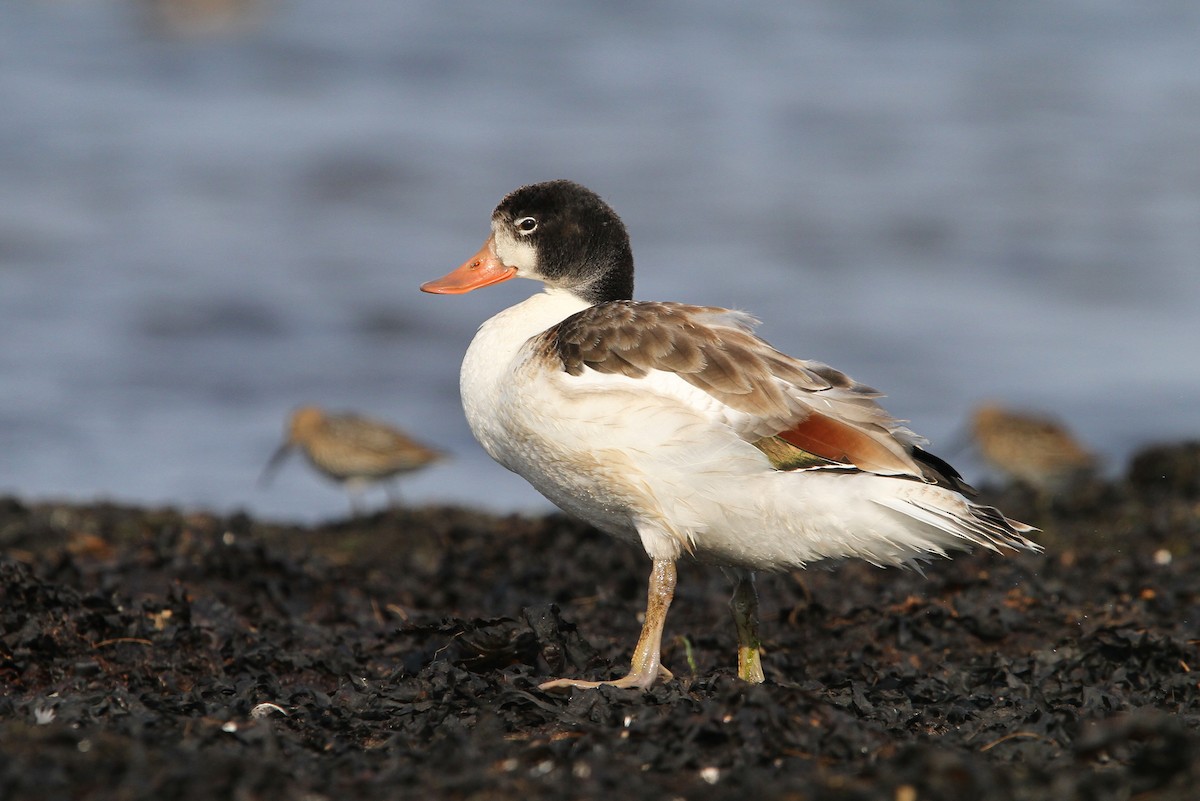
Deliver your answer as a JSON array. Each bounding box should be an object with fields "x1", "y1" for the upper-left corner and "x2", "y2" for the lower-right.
[{"x1": 2, "y1": 1, "x2": 1198, "y2": 522}]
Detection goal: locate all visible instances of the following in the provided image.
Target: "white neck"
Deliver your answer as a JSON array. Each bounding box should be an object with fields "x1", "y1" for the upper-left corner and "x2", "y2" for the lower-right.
[
  {"x1": 483, "y1": 286, "x2": 592, "y2": 344},
  {"x1": 458, "y1": 286, "x2": 592, "y2": 460}
]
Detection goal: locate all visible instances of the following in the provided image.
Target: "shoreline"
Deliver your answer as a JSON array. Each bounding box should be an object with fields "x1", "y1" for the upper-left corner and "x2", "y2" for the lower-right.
[{"x1": 1, "y1": 441, "x2": 1198, "y2": 800}]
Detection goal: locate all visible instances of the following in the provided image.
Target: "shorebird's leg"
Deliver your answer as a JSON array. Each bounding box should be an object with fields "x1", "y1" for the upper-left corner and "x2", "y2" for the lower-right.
[
  {"x1": 344, "y1": 481, "x2": 366, "y2": 518},
  {"x1": 540, "y1": 558, "x2": 676, "y2": 692},
  {"x1": 730, "y1": 570, "x2": 765, "y2": 683},
  {"x1": 384, "y1": 481, "x2": 402, "y2": 511}
]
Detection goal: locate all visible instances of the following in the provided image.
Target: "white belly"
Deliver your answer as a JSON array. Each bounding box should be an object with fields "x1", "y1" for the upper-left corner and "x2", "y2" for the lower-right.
[
  {"x1": 461, "y1": 304, "x2": 773, "y2": 561},
  {"x1": 461, "y1": 307, "x2": 632, "y2": 538}
]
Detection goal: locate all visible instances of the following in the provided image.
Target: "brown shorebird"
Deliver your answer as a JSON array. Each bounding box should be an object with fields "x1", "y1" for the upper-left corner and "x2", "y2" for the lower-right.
[
  {"x1": 971, "y1": 403, "x2": 1096, "y2": 492},
  {"x1": 260, "y1": 406, "x2": 445, "y2": 515},
  {"x1": 137, "y1": 0, "x2": 270, "y2": 37}
]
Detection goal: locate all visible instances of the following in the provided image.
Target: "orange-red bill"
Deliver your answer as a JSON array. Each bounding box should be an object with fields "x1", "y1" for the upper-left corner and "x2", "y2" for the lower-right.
[{"x1": 420, "y1": 236, "x2": 517, "y2": 294}]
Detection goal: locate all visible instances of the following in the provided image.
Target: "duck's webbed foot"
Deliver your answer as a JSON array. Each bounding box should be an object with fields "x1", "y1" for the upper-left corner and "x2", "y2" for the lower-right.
[
  {"x1": 539, "y1": 664, "x2": 674, "y2": 692},
  {"x1": 539, "y1": 558, "x2": 677, "y2": 693}
]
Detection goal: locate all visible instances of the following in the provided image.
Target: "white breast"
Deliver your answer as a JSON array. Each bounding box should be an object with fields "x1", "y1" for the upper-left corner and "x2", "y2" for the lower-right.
[
  {"x1": 459, "y1": 288, "x2": 589, "y2": 468},
  {"x1": 459, "y1": 289, "x2": 766, "y2": 555},
  {"x1": 459, "y1": 288, "x2": 697, "y2": 545}
]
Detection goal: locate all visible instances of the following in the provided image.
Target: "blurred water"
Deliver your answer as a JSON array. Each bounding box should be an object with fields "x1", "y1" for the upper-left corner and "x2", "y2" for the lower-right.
[{"x1": 2, "y1": 0, "x2": 1198, "y2": 522}]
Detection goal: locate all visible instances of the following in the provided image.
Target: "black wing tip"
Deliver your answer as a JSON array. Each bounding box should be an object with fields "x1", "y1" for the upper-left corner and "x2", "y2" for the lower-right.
[{"x1": 913, "y1": 446, "x2": 978, "y2": 496}]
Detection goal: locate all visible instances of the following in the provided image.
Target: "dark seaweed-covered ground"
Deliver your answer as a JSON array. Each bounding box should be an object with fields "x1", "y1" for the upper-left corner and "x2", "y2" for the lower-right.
[{"x1": 3, "y1": 443, "x2": 1200, "y2": 800}]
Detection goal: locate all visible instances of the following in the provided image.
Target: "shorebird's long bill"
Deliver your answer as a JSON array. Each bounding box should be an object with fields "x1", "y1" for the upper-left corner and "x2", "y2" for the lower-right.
[
  {"x1": 420, "y1": 236, "x2": 517, "y2": 294},
  {"x1": 258, "y1": 443, "x2": 293, "y2": 487}
]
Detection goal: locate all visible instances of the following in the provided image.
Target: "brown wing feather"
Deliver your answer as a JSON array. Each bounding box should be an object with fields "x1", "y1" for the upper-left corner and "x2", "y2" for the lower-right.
[
  {"x1": 775, "y1": 412, "x2": 915, "y2": 475},
  {"x1": 546, "y1": 300, "x2": 937, "y2": 480},
  {"x1": 553, "y1": 301, "x2": 832, "y2": 416}
]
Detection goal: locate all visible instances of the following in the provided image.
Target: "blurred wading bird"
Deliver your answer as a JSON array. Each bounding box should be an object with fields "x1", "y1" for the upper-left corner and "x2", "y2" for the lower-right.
[
  {"x1": 137, "y1": 0, "x2": 272, "y2": 38},
  {"x1": 421, "y1": 180, "x2": 1039, "y2": 691},
  {"x1": 260, "y1": 406, "x2": 445, "y2": 514},
  {"x1": 970, "y1": 403, "x2": 1097, "y2": 493}
]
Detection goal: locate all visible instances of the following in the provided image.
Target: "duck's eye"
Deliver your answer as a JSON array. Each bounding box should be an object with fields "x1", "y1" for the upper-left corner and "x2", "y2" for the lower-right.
[{"x1": 515, "y1": 217, "x2": 537, "y2": 234}]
